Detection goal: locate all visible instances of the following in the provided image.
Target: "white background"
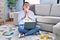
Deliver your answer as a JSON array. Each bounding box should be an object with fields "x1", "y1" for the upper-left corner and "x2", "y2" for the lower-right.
[{"x1": 25, "y1": 0, "x2": 40, "y2": 4}]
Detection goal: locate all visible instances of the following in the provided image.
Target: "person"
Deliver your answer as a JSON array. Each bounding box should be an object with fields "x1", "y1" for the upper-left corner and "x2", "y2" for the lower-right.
[{"x1": 18, "y1": 2, "x2": 41, "y2": 36}]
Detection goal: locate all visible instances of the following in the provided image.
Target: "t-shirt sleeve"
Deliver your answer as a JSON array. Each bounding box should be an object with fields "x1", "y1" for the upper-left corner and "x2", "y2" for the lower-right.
[{"x1": 18, "y1": 11, "x2": 25, "y2": 25}]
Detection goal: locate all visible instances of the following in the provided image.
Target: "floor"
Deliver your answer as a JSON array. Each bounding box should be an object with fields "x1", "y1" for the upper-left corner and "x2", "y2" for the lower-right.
[{"x1": 0, "y1": 21, "x2": 55, "y2": 40}]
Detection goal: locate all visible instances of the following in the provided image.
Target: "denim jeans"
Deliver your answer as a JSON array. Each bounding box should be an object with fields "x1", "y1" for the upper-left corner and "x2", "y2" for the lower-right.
[{"x1": 18, "y1": 24, "x2": 41, "y2": 35}]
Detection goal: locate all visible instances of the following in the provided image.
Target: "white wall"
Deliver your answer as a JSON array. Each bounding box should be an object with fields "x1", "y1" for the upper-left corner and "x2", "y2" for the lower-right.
[
  {"x1": 15, "y1": 0, "x2": 23, "y2": 11},
  {"x1": 25, "y1": 0, "x2": 57, "y2": 4},
  {"x1": 40, "y1": 0, "x2": 57, "y2": 4},
  {"x1": 25, "y1": 0, "x2": 40, "y2": 4},
  {"x1": 5, "y1": 0, "x2": 9, "y2": 20}
]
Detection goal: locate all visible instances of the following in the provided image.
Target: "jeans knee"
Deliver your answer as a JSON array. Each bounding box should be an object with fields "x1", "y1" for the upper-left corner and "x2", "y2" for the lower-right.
[
  {"x1": 18, "y1": 27, "x2": 23, "y2": 33},
  {"x1": 36, "y1": 25, "x2": 41, "y2": 30}
]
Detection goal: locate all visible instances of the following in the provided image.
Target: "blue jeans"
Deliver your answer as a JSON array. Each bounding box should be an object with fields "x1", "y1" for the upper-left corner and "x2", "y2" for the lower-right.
[{"x1": 18, "y1": 25, "x2": 41, "y2": 35}]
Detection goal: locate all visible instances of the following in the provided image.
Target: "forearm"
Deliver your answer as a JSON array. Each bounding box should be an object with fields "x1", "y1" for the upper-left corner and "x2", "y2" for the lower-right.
[{"x1": 28, "y1": 16, "x2": 36, "y2": 21}]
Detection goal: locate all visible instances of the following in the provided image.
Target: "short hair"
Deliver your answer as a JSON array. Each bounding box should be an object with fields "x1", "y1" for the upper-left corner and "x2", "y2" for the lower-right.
[{"x1": 23, "y1": 2, "x2": 30, "y2": 6}]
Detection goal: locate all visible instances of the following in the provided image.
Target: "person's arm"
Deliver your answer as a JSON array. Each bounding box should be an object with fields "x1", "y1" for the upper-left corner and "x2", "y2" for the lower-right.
[
  {"x1": 18, "y1": 11, "x2": 25, "y2": 25},
  {"x1": 28, "y1": 11, "x2": 36, "y2": 22}
]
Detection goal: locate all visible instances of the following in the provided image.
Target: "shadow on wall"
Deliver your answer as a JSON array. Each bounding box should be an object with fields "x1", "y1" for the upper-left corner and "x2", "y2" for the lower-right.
[{"x1": 15, "y1": 0, "x2": 23, "y2": 12}]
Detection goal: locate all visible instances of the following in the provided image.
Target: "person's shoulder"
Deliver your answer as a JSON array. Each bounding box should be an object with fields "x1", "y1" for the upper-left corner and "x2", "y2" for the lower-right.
[
  {"x1": 19, "y1": 10, "x2": 24, "y2": 12},
  {"x1": 18, "y1": 10, "x2": 24, "y2": 14},
  {"x1": 18, "y1": 10, "x2": 24, "y2": 15}
]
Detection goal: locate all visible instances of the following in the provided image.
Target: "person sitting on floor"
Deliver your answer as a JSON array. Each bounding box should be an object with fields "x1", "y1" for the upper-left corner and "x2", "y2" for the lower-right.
[{"x1": 18, "y1": 2, "x2": 41, "y2": 37}]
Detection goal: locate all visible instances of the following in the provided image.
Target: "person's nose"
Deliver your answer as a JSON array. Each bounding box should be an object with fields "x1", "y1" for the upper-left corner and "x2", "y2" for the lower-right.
[{"x1": 25, "y1": 6, "x2": 28, "y2": 8}]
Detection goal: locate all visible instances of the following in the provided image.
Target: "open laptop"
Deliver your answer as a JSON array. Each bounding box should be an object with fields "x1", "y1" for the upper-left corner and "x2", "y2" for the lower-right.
[{"x1": 24, "y1": 22, "x2": 36, "y2": 30}]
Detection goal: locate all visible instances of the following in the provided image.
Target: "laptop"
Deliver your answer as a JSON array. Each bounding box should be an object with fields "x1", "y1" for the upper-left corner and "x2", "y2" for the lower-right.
[{"x1": 24, "y1": 22, "x2": 36, "y2": 30}]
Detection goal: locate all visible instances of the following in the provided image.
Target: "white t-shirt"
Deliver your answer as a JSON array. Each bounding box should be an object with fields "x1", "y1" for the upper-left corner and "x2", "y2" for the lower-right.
[{"x1": 18, "y1": 10, "x2": 36, "y2": 25}]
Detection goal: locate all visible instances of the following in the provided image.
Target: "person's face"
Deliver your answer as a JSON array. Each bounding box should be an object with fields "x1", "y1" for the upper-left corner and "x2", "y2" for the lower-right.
[{"x1": 23, "y1": 3, "x2": 30, "y2": 10}]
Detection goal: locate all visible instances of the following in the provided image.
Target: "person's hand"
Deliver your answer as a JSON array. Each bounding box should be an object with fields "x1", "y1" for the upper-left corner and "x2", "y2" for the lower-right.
[
  {"x1": 24, "y1": 8, "x2": 29, "y2": 13},
  {"x1": 25, "y1": 9, "x2": 28, "y2": 13},
  {"x1": 25, "y1": 13, "x2": 29, "y2": 19},
  {"x1": 24, "y1": 8, "x2": 29, "y2": 19}
]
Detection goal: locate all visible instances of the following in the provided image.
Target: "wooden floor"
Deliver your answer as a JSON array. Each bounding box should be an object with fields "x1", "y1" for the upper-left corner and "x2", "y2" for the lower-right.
[
  {"x1": 6, "y1": 21, "x2": 13, "y2": 24},
  {"x1": 0, "y1": 21, "x2": 13, "y2": 26}
]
